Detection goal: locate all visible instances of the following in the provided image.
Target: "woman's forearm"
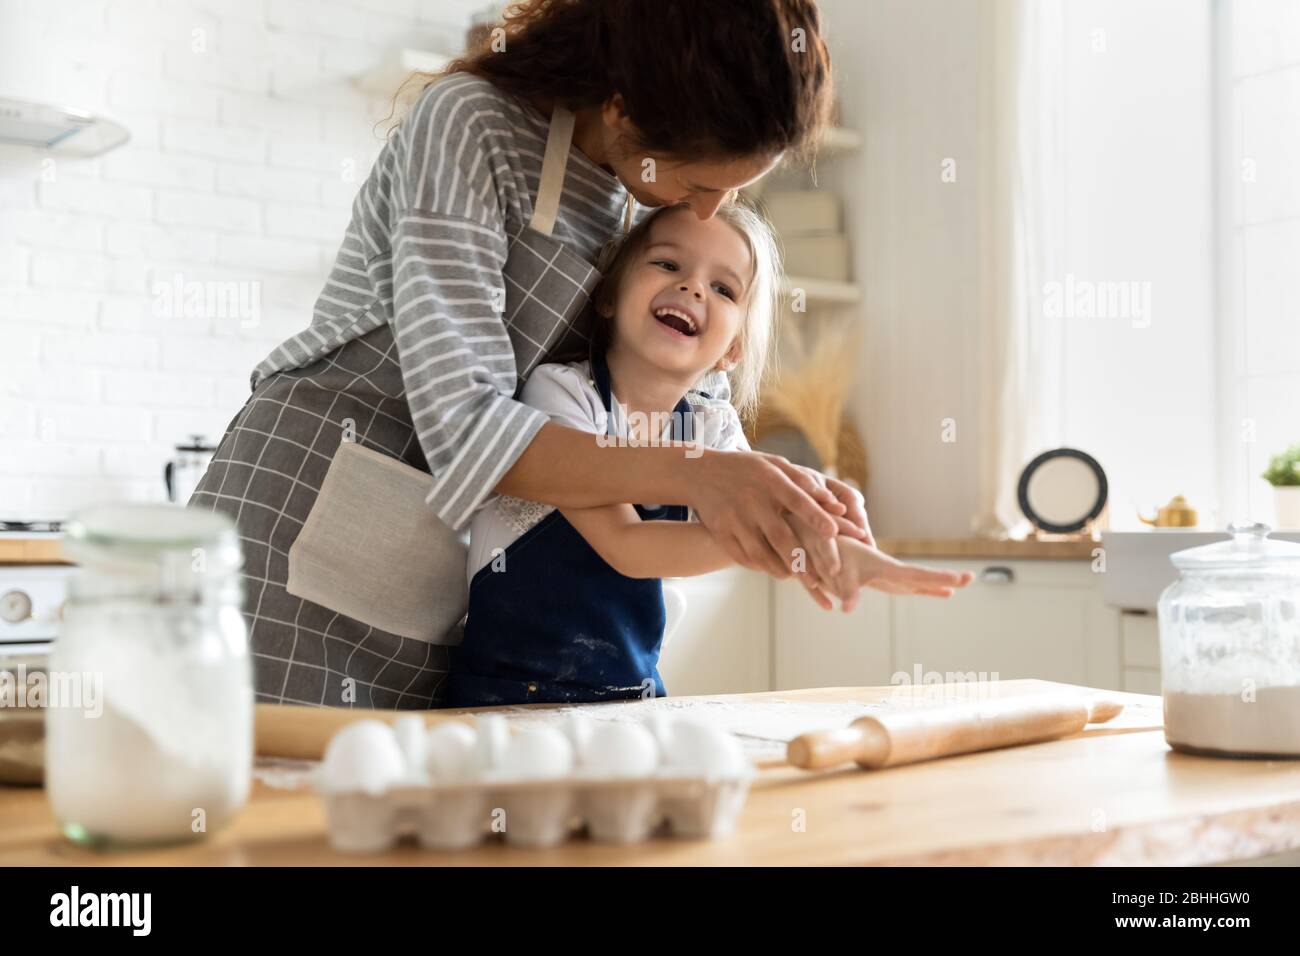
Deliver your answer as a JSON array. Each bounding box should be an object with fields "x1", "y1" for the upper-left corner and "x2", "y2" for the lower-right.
[
  {"x1": 498, "y1": 420, "x2": 850, "y2": 582},
  {"x1": 495, "y1": 421, "x2": 696, "y2": 508}
]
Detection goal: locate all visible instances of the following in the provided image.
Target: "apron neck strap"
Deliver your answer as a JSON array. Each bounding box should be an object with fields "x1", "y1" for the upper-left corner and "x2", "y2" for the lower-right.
[
  {"x1": 622, "y1": 193, "x2": 637, "y2": 235},
  {"x1": 528, "y1": 105, "x2": 575, "y2": 238},
  {"x1": 528, "y1": 105, "x2": 638, "y2": 239},
  {"x1": 591, "y1": 353, "x2": 694, "y2": 441}
]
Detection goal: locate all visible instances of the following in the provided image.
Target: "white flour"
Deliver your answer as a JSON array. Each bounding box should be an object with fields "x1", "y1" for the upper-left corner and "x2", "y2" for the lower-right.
[
  {"x1": 485, "y1": 686, "x2": 1151, "y2": 762},
  {"x1": 1159, "y1": 593, "x2": 1300, "y2": 755},
  {"x1": 46, "y1": 698, "x2": 251, "y2": 843},
  {"x1": 45, "y1": 622, "x2": 253, "y2": 844},
  {"x1": 254, "y1": 756, "x2": 321, "y2": 790},
  {"x1": 1164, "y1": 686, "x2": 1300, "y2": 756},
  {"x1": 487, "y1": 696, "x2": 902, "y2": 762}
]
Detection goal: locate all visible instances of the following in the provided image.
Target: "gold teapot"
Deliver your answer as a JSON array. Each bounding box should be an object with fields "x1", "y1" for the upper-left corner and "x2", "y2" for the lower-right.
[{"x1": 1138, "y1": 494, "x2": 1198, "y2": 528}]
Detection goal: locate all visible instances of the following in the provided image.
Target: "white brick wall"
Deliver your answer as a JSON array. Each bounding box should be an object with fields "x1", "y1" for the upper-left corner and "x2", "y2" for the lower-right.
[{"x1": 0, "y1": 0, "x2": 490, "y2": 516}]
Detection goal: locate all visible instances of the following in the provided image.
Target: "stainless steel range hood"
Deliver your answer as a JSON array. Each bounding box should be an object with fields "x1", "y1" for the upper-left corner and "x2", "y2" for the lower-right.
[{"x1": 0, "y1": 97, "x2": 129, "y2": 156}]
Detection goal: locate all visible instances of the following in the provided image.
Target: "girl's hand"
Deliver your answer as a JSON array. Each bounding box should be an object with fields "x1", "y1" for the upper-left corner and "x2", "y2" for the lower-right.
[
  {"x1": 691, "y1": 450, "x2": 847, "y2": 579},
  {"x1": 839, "y1": 537, "x2": 974, "y2": 598}
]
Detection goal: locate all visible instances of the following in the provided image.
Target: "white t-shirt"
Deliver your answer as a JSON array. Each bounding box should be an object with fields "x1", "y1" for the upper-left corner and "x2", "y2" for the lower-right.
[{"x1": 466, "y1": 360, "x2": 750, "y2": 581}]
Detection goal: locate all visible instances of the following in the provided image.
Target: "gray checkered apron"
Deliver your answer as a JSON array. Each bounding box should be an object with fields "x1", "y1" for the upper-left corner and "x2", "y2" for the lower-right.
[{"x1": 189, "y1": 106, "x2": 614, "y2": 709}]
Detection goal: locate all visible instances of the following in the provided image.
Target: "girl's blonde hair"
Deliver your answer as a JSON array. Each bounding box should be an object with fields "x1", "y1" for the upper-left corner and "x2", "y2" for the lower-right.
[{"x1": 584, "y1": 199, "x2": 782, "y2": 420}]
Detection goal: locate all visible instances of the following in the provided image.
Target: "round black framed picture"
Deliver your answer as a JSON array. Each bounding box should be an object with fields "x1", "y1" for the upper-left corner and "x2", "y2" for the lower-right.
[{"x1": 1016, "y1": 448, "x2": 1108, "y2": 534}]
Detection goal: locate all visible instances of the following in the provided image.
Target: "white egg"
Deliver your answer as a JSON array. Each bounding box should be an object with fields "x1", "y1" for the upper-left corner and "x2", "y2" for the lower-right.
[
  {"x1": 561, "y1": 713, "x2": 593, "y2": 761},
  {"x1": 425, "y1": 721, "x2": 478, "y2": 781},
  {"x1": 474, "y1": 713, "x2": 511, "y2": 775},
  {"x1": 664, "y1": 719, "x2": 747, "y2": 777},
  {"x1": 582, "y1": 721, "x2": 658, "y2": 777},
  {"x1": 394, "y1": 716, "x2": 428, "y2": 781},
  {"x1": 500, "y1": 725, "x2": 574, "y2": 779},
  {"x1": 318, "y1": 720, "x2": 406, "y2": 795},
  {"x1": 644, "y1": 712, "x2": 676, "y2": 760}
]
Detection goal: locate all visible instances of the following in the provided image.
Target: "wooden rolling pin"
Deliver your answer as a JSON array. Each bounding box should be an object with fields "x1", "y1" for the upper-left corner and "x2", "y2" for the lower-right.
[
  {"x1": 254, "y1": 703, "x2": 475, "y2": 761},
  {"x1": 787, "y1": 694, "x2": 1124, "y2": 770}
]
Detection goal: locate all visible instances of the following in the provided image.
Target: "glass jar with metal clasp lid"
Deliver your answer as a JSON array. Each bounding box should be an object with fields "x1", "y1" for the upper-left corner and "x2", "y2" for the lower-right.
[
  {"x1": 45, "y1": 503, "x2": 253, "y2": 847},
  {"x1": 1157, "y1": 522, "x2": 1300, "y2": 758}
]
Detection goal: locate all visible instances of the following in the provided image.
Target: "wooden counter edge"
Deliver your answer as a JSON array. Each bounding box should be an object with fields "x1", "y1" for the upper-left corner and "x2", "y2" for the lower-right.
[
  {"x1": 877, "y1": 537, "x2": 1100, "y2": 560},
  {"x1": 883, "y1": 795, "x2": 1300, "y2": 866},
  {"x1": 0, "y1": 539, "x2": 68, "y2": 565}
]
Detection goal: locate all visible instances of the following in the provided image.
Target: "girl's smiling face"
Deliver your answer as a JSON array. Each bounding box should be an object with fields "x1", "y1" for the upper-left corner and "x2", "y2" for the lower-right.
[{"x1": 601, "y1": 206, "x2": 753, "y2": 384}]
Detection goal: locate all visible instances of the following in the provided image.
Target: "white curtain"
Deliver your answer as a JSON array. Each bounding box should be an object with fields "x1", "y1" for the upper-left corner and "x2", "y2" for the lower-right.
[{"x1": 971, "y1": 0, "x2": 1067, "y2": 539}]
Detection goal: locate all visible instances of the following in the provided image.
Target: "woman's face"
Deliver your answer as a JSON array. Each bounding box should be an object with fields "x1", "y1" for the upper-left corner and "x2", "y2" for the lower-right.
[
  {"x1": 598, "y1": 97, "x2": 779, "y2": 219},
  {"x1": 616, "y1": 153, "x2": 776, "y2": 219},
  {"x1": 604, "y1": 206, "x2": 753, "y2": 382}
]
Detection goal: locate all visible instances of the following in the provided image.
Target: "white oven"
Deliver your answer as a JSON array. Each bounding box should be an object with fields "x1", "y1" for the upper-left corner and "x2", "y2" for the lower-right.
[{"x1": 0, "y1": 525, "x2": 72, "y2": 658}]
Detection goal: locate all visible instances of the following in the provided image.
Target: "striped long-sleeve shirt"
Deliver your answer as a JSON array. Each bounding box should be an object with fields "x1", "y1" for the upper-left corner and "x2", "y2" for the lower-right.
[{"x1": 251, "y1": 72, "x2": 648, "y2": 530}]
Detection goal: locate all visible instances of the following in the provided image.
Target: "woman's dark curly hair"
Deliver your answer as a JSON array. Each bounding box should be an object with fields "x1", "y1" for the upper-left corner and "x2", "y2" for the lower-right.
[{"x1": 438, "y1": 0, "x2": 834, "y2": 163}]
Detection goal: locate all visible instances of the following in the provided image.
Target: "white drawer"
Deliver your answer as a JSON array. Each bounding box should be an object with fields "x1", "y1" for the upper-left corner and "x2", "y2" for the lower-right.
[{"x1": 1121, "y1": 610, "x2": 1160, "y2": 668}]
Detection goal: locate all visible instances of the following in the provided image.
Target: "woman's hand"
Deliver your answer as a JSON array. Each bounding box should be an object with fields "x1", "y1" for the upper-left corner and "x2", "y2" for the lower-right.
[
  {"x1": 787, "y1": 511, "x2": 863, "y2": 612},
  {"x1": 800, "y1": 467, "x2": 872, "y2": 545},
  {"x1": 783, "y1": 472, "x2": 872, "y2": 611},
  {"x1": 690, "y1": 450, "x2": 847, "y2": 579}
]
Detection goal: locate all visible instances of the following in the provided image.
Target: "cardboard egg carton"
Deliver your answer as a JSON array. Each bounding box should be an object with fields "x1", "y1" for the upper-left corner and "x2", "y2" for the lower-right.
[
  {"x1": 319, "y1": 771, "x2": 754, "y2": 851},
  {"x1": 314, "y1": 714, "x2": 755, "y2": 852}
]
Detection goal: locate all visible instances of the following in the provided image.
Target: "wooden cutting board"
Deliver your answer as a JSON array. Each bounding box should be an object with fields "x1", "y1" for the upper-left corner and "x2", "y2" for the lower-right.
[
  {"x1": 254, "y1": 704, "x2": 476, "y2": 760},
  {"x1": 256, "y1": 679, "x2": 1164, "y2": 767}
]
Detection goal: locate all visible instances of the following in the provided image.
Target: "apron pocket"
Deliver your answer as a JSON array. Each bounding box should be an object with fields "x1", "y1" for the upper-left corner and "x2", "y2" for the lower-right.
[{"x1": 286, "y1": 440, "x2": 467, "y2": 645}]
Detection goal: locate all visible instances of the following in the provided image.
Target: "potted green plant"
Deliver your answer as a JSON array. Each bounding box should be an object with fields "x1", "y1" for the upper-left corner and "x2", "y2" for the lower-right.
[{"x1": 1263, "y1": 443, "x2": 1300, "y2": 529}]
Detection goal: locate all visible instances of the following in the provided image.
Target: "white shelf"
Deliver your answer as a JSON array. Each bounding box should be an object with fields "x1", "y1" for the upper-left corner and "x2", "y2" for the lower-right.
[
  {"x1": 817, "y1": 126, "x2": 862, "y2": 156},
  {"x1": 0, "y1": 98, "x2": 130, "y2": 156},
  {"x1": 746, "y1": 126, "x2": 861, "y2": 196},
  {"x1": 354, "y1": 49, "x2": 451, "y2": 98},
  {"x1": 780, "y1": 275, "x2": 861, "y2": 306}
]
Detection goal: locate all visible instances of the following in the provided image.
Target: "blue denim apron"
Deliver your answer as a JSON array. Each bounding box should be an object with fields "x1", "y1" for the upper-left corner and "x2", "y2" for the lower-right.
[{"x1": 443, "y1": 355, "x2": 694, "y2": 707}]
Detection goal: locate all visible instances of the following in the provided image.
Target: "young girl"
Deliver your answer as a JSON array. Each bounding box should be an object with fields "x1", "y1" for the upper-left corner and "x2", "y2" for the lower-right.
[{"x1": 444, "y1": 202, "x2": 972, "y2": 707}]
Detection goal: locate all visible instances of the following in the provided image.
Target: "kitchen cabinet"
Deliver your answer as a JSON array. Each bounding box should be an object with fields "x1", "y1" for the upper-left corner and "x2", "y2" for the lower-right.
[
  {"x1": 772, "y1": 579, "x2": 892, "y2": 689},
  {"x1": 657, "y1": 568, "x2": 771, "y2": 697},
  {"x1": 668, "y1": 558, "x2": 1124, "y2": 698},
  {"x1": 1120, "y1": 609, "x2": 1162, "y2": 694},
  {"x1": 892, "y1": 560, "x2": 1121, "y2": 690},
  {"x1": 775, "y1": 558, "x2": 1123, "y2": 694}
]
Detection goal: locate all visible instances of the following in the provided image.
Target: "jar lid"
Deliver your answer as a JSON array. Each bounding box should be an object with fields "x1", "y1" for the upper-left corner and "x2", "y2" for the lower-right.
[
  {"x1": 61, "y1": 502, "x2": 241, "y2": 570},
  {"x1": 1170, "y1": 522, "x2": 1300, "y2": 571}
]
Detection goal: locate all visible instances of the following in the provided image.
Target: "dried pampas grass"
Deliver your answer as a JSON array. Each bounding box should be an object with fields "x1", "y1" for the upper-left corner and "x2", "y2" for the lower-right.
[{"x1": 756, "y1": 319, "x2": 867, "y2": 488}]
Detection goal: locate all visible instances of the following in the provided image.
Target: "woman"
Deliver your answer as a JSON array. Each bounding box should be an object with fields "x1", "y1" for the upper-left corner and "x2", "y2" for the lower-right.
[{"x1": 191, "y1": 0, "x2": 867, "y2": 709}]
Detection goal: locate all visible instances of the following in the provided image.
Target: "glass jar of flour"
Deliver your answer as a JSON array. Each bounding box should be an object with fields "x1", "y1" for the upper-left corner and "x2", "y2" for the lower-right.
[
  {"x1": 1158, "y1": 523, "x2": 1300, "y2": 758},
  {"x1": 46, "y1": 503, "x2": 253, "y2": 846}
]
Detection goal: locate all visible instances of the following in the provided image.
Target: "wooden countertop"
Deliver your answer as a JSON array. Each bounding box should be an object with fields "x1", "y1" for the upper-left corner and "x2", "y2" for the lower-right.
[
  {"x1": 3, "y1": 680, "x2": 1298, "y2": 866},
  {"x1": 0, "y1": 536, "x2": 1100, "y2": 567},
  {"x1": 0, "y1": 538, "x2": 67, "y2": 565},
  {"x1": 876, "y1": 537, "x2": 1100, "y2": 560}
]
